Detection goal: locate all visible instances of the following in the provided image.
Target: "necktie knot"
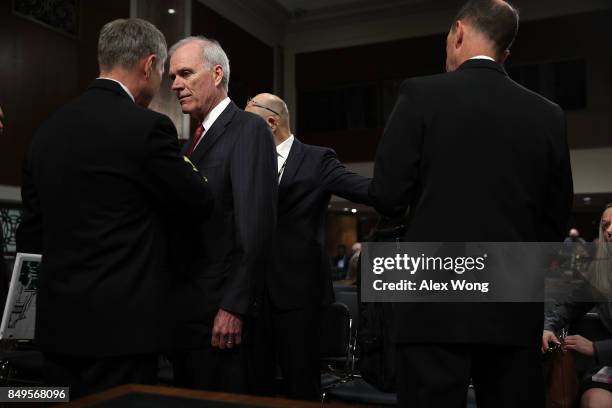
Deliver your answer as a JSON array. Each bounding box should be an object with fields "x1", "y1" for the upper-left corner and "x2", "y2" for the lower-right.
[{"x1": 187, "y1": 125, "x2": 204, "y2": 157}]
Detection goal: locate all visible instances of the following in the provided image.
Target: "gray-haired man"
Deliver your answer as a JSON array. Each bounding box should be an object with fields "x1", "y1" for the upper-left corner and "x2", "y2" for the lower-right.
[
  {"x1": 168, "y1": 37, "x2": 277, "y2": 393},
  {"x1": 17, "y1": 19, "x2": 213, "y2": 397}
]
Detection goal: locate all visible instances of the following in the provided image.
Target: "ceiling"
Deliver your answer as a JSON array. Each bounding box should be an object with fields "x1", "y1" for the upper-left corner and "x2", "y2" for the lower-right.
[{"x1": 273, "y1": 0, "x2": 434, "y2": 18}]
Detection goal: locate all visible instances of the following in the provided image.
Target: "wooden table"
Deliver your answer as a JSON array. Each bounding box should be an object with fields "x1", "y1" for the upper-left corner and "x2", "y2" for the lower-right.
[{"x1": 59, "y1": 384, "x2": 344, "y2": 407}]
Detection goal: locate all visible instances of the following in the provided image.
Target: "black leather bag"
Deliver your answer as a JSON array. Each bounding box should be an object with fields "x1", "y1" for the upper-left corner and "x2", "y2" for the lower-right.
[{"x1": 543, "y1": 334, "x2": 579, "y2": 408}]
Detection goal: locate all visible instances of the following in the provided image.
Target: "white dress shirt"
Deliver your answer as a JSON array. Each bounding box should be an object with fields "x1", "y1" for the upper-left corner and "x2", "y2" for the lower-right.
[
  {"x1": 193, "y1": 97, "x2": 232, "y2": 151},
  {"x1": 97, "y1": 77, "x2": 135, "y2": 102},
  {"x1": 276, "y1": 134, "x2": 295, "y2": 183},
  {"x1": 469, "y1": 55, "x2": 496, "y2": 62}
]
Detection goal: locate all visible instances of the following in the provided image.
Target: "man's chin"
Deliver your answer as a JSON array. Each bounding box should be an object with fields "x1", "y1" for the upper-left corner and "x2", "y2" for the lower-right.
[{"x1": 179, "y1": 103, "x2": 192, "y2": 114}]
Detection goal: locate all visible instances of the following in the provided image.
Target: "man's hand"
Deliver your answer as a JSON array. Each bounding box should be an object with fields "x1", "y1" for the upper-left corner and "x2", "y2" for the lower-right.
[
  {"x1": 541, "y1": 329, "x2": 561, "y2": 353},
  {"x1": 211, "y1": 309, "x2": 242, "y2": 349},
  {"x1": 563, "y1": 334, "x2": 594, "y2": 356}
]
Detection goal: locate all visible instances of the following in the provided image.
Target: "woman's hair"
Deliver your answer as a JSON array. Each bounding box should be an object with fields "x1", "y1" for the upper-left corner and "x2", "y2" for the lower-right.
[{"x1": 589, "y1": 203, "x2": 612, "y2": 296}]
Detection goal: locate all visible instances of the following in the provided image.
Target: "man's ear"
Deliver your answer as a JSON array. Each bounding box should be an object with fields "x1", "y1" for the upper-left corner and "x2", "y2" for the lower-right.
[
  {"x1": 143, "y1": 54, "x2": 156, "y2": 79},
  {"x1": 267, "y1": 116, "x2": 277, "y2": 131},
  {"x1": 213, "y1": 65, "x2": 224, "y2": 87},
  {"x1": 455, "y1": 21, "x2": 464, "y2": 50}
]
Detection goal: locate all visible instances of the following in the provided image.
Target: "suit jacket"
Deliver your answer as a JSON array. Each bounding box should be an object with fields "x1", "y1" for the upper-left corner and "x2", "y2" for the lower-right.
[
  {"x1": 16, "y1": 79, "x2": 213, "y2": 356},
  {"x1": 173, "y1": 101, "x2": 277, "y2": 349},
  {"x1": 369, "y1": 59, "x2": 573, "y2": 346},
  {"x1": 270, "y1": 139, "x2": 371, "y2": 309}
]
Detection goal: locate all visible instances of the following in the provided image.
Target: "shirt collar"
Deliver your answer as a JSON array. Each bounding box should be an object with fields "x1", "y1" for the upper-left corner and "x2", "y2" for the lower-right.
[
  {"x1": 469, "y1": 55, "x2": 496, "y2": 62},
  {"x1": 97, "y1": 77, "x2": 135, "y2": 102},
  {"x1": 276, "y1": 134, "x2": 295, "y2": 159},
  {"x1": 201, "y1": 97, "x2": 231, "y2": 132}
]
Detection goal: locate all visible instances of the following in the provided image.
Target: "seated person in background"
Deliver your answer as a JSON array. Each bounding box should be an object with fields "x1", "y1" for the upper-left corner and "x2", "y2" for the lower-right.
[
  {"x1": 344, "y1": 242, "x2": 362, "y2": 283},
  {"x1": 332, "y1": 244, "x2": 348, "y2": 277},
  {"x1": 543, "y1": 203, "x2": 612, "y2": 408},
  {"x1": 561, "y1": 227, "x2": 591, "y2": 274}
]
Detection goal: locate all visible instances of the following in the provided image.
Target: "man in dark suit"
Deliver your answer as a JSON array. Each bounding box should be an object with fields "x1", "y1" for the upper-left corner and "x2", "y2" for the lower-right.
[
  {"x1": 245, "y1": 93, "x2": 371, "y2": 399},
  {"x1": 168, "y1": 38, "x2": 278, "y2": 393},
  {"x1": 369, "y1": 1, "x2": 573, "y2": 407},
  {"x1": 15, "y1": 19, "x2": 213, "y2": 397}
]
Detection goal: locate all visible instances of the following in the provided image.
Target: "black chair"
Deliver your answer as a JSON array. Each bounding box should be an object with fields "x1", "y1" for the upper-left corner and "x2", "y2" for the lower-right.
[
  {"x1": 321, "y1": 296, "x2": 398, "y2": 406},
  {"x1": 334, "y1": 290, "x2": 359, "y2": 334},
  {"x1": 320, "y1": 302, "x2": 352, "y2": 374}
]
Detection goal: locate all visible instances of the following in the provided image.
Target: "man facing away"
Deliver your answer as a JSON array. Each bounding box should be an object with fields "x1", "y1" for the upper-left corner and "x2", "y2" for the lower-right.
[
  {"x1": 16, "y1": 19, "x2": 213, "y2": 397},
  {"x1": 168, "y1": 38, "x2": 278, "y2": 393},
  {"x1": 245, "y1": 93, "x2": 371, "y2": 399},
  {"x1": 369, "y1": 1, "x2": 573, "y2": 407}
]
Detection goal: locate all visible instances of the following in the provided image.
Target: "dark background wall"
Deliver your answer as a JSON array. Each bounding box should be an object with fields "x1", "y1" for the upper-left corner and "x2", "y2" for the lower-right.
[
  {"x1": 0, "y1": 0, "x2": 130, "y2": 186},
  {"x1": 192, "y1": 1, "x2": 273, "y2": 116},
  {"x1": 295, "y1": 10, "x2": 611, "y2": 163}
]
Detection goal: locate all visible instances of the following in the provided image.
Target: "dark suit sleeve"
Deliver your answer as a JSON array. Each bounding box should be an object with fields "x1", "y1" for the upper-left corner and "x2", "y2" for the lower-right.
[
  {"x1": 16, "y1": 155, "x2": 43, "y2": 254},
  {"x1": 142, "y1": 116, "x2": 213, "y2": 223},
  {"x1": 320, "y1": 149, "x2": 372, "y2": 205},
  {"x1": 543, "y1": 301, "x2": 593, "y2": 332},
  {"x1": 221, "y1": 119, "x2": 278, "y2": 315},
  {"x1": 369, "y1": 79, "x2": 424, "y2": 216},
  {"x1": 594, "y1": 340, "x2": 612, "y2": 365},
  {"x1": 539, "y1": 108, "x2": 573, "y2": 241}
]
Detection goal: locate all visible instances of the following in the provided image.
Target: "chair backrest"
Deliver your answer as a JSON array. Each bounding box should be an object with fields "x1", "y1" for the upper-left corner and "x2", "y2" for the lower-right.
[
  {"x1": 320, "y1": 302, "x2": 351, "y2": 359},
  {"x1": 335, "y1": 290, "x2": 359, "y2": 333}
]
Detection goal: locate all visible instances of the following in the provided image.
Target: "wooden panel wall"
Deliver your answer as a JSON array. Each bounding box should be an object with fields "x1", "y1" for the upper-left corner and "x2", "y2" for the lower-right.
[
  {"x1": 296, "y1": 10, "x2": 611, "y2": 162},
  {"x1": 191, "y1": 1, "x2": 274, "y2": 113},
  {"x1": 0, "y1": 0, "x2": 130, "y2": 186}
]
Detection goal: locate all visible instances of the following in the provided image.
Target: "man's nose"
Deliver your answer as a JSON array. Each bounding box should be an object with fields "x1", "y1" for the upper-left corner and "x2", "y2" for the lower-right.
[{"x1": 171, "y1": 78, "x2": 183, "y2": 91}]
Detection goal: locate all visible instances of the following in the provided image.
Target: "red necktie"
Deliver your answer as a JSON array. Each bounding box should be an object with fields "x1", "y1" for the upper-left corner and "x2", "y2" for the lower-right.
[{"x1": 187, "y1": 125, "x2": 204, "y2": 157}]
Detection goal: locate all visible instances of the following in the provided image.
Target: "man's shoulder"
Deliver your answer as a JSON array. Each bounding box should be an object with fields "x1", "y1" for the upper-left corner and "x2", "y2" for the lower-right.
[
  {"x1": 232, "y1": 108, "x2": 268, "y2": 128},
  {"x1": 37, "y1": 90, "x2": 172, "y2": 144},
  {"x1": 298, "y1": 141, "x2": 337, "y2": 160},
  {"x1": 399, "y1": 72, "x2": 449, "y2": 92},
  {"x1": 508, "y1": 79, "x2": 563, "y2": 116},
  {"x1": 227, "y1": 108, "x2": 273, "y2": 143}
]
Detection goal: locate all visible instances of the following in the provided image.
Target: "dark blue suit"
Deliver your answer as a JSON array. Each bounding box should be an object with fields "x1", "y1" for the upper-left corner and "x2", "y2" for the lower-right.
[
  {"x1": 258, "y1": 138, "x2": 371, "y2": 399},
  {"x1": 171, "y1": 101, "x2": 278, "y2": 393}
]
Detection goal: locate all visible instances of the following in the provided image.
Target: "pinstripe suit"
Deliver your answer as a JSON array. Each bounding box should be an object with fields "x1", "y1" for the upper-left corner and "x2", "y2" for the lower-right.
[{"x1": 172, "y1": 100, "x2": 278, "y2": 392}]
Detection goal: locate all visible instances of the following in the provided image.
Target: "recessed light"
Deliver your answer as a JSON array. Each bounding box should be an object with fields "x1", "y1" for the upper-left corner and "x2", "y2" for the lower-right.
[
  {"x1": 168, "y1": 8, "x2": 176, "y2": 14},
  {"x1": 351, "y1": 208, "x2": 357, "y2": 213}
]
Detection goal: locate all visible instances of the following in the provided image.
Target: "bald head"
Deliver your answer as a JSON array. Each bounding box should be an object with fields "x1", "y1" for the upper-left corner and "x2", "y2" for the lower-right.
[{"x1": 245, "y1": 93, "x2": 291, "y2": 145}]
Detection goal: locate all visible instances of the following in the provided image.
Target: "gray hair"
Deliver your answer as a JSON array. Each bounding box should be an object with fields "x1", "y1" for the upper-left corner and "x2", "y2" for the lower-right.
[
  {"x1": 98, "y1": 18, "x2": 167, "y2": 72},
  {"x1": 169, "y1": 36, "x2": 230, "y2": 92}
]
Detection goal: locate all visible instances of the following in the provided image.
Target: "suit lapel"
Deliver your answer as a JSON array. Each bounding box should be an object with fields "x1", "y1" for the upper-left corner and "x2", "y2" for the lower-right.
[
  {"x1": 279, "y1": 138, "x2": 305, "y2": 191},
  {"x1": 190, "y1": 101, "x2": 239, "y2": 164}
]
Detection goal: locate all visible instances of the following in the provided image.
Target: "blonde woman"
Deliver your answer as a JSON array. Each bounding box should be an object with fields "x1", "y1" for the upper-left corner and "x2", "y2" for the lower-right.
[{"x1": 543, "y1": 204, "x2": 612, "y2": 408}]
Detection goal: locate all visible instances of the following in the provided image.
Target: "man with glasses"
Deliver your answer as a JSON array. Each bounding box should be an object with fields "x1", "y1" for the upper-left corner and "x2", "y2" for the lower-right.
[{"x1": 245, "y1": 93, "x2": 371, "y2": 400}]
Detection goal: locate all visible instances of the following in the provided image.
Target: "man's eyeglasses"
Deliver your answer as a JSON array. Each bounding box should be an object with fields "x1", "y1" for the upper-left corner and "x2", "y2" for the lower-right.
[{"x1": 246, "y1": 98, "x2": 280, "y2": 116}]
